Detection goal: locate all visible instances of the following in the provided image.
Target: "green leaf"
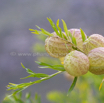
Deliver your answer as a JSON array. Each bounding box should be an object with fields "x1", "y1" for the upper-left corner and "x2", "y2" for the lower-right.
[
  {"x1": 35, "y1": 61, "x2": 65, "y2": 71},
  {"x1": 62, "y1": 33, "x2": 67, "y2": 40},
  {"x1": 61, "y1": 19, "x2": 69, "y2": 40},
  {"x1": 21, "y1": 63, "x2": 34, "y2": 75},
  {"x1": 56, "y1": 19, "x2": 62, "y2": 38},
  {"x1": 34, "y1": 93, "x2": 41, "y2": 103},
  {"x1": 26, "y1": 92, "x2": 31, "y2": 99},
  {"x1": 5, "y1": 86, "x2": 28, "y2": 100},
  {"x1": 67, "y1": 77, "x2": 77, "y2": 96},
  {"x1": 47, "y1": 17, "x2": 60, "y2": 36},
  {"x1": 21, "y1": 73, "x2": 49, "y2": 79},
  {"x1": 29, "y1": 28, "x2": 36, "y2": 31},
  {"x1": 35, "y1": 61, "x2": 51, "y2": 66},
  {"x1": 13, "y1": 95, "x2": 24, "y2": 103},
  {"x1": 36, "y1": 25, "x2": 41, "y2": 29},
  {"x1": 13, "y1": 87, "x2": 28, "y2": 96},
  {"x1": 21, "y1": 63, "x2": 49, "y2": 79},
  {"x1": 72, "y1": 36, "x2": 77, "y2": 46},
  {"x1": 31, "y1": 30, "x2": 43, "y2": 35},
  {"x1": 40, "y1": 28, "x2": 53, "y2": 36},
  {"x1": 34, "y1": 73, "x2": 49, "y2": 78},
  {"x1": 29, "y1": 27, "x2": 53, "y2": 36},
  {"x1": 18, "y1": 92, "x2": 22, "y2": 99},
  {"x1": 68, "y1": 31, "x2": 73, "y2": 41},
  {"x1": 64, "y1": 43, "x2": 71, "y2": 53},
  {"x1": 80, "y1": 28, "x2": 86, "y2": 42},
  {"x1": 7, "y1": 71, "x2": 62, "y2": 96}
]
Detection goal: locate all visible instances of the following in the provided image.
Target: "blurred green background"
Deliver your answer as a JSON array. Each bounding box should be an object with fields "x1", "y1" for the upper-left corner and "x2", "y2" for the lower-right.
[{"x1": 1, "y1": 0, "x2": 104, "y2": 103}]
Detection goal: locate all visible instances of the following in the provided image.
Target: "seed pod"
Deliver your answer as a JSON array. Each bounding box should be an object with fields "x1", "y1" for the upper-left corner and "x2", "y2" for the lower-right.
[
  {"x1": 83, "y1": 34, "x2": 104, "y2": 54},
  {"x1": 45, "y1": 36, "x2": 73, "y2": 58},
  {"x1": 68, "y1": 29, "x2": 87, "y2": 51},
  {"x1": 88, "y1": 47, "x2": 104, "y2": 75},
  {"x1": 64, "y1": 50, "x2": 89, "y2": 76}
]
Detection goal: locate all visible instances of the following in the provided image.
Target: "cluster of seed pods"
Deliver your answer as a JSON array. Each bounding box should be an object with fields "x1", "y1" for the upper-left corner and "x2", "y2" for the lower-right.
[{"x1": 45, "y1": 29, "x2": 104, "y2": 76}]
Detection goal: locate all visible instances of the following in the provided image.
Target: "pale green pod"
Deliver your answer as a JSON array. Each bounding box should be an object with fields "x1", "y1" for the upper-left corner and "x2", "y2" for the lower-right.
[
  {"x1": 88, "y1": 47, "x2": 104, "y2": 75},
  {"x1": 64, "y1": 50, "x2": 89, "y2": 76},
  {"x1": 45, "y1": 36, "x2": 74, "y2": 58},
  {"x1": 83, "y1": 34, "x2": 104, "y2": 54}
]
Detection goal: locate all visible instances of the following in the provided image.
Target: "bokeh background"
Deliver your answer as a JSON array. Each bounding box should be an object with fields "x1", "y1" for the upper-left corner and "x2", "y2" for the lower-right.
[{"x1": 1, "y1": 0, "x2": 104, "y2": 103}]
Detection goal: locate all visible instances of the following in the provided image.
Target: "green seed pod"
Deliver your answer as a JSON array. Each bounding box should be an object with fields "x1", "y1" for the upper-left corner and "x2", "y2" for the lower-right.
[
  {"x1": 45, "y1": 36, "x2": 73, "y2": 58},
  {"x1": 64, "y1": 50, "x2": 89, "y2": 76},
  {"x1": 83, "y1": 34, "x2": 104, "y2": 54},
  {"x1": 88, "y1": 47, "x2": 104, "y2": 75}
]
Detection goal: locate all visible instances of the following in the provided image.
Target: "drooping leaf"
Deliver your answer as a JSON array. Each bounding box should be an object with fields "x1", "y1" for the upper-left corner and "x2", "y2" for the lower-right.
[
  {"x1": 80, "y1": 28, "x2": 86, "y2": 42},
  {"x1": 67, "y1": 77, "x2": 77, "y2": 96},
  {"x1": 35, "y1": 61, "x2": 65, "y2": 71}
]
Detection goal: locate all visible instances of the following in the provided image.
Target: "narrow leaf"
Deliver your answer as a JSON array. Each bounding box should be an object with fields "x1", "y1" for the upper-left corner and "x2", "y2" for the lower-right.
[
  {"x1": 56, "y1": 19, "x2": 62, "y2": 38},
  {"x1": 13, "y1": 87, "x2": 28, "y2": 96},
  {"x1": 62, "y1": 19, "x2": 69, "y2": 40},
  {"x1": 47, "y1": 18, "x2": 60, "y2": 36},
  {"x1": 72, "y1": 36, "x2": 77, "y2": 46},
  {"x1": 64, "y1": 43, "x2": 71, "y2": 53},
  {"x1": 62, "y1": 33, "x2": 67, "y2": 40},
  {"x1": 36, "y1": 61, "x2": 65, "y2": 71},
  {"x1": 80, "y1": 28, "x2": 86, "y2": 42},
  {"x1": 21, "y1": 63, "x2": 25, "y2": 68},
  {"x1": 29, "y1": 28, "x2": 36, "y2": 31},
  {"x1": 31, "y1": 30, "x2": 41, "y2": 35},
  {"x1": 21, "y1": 73, "x2": 49, "y2": 79},
  {"x1": 68, "y1": 31, "x2": 73, "y2": 41},
  {"x1": 39, "y1": 65, "x2": 65, "y2": 71},
  {"x1": 29, "y1": 27, "x2": 53, "y2": 36},
  {"x1": 35, "y1": 61, "x2": 51, "y2": 66},
  {"x1": 34, "y1": 93, "x2": 41, "y2": 103},
  {"x1": 7, "y1": 71, "x2": 62, "y2": 96},
  {"x1": 21, "y1": 63, "x2": 34, "y2": 75},
  {"x1": 36, "y1": 25, "x2": 41, "y2": 29},
  {"x1": 40, "y1": 28, "x2": 53, "y2": 36},
  {"x1": 67, "y1": 77, "x2": 77, "y2": 96}
]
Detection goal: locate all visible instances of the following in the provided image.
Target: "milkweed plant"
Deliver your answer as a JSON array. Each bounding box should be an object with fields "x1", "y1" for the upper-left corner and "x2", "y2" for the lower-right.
[{"x1": 5, "y1": 18, "x2": 104, "y2": 99}]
